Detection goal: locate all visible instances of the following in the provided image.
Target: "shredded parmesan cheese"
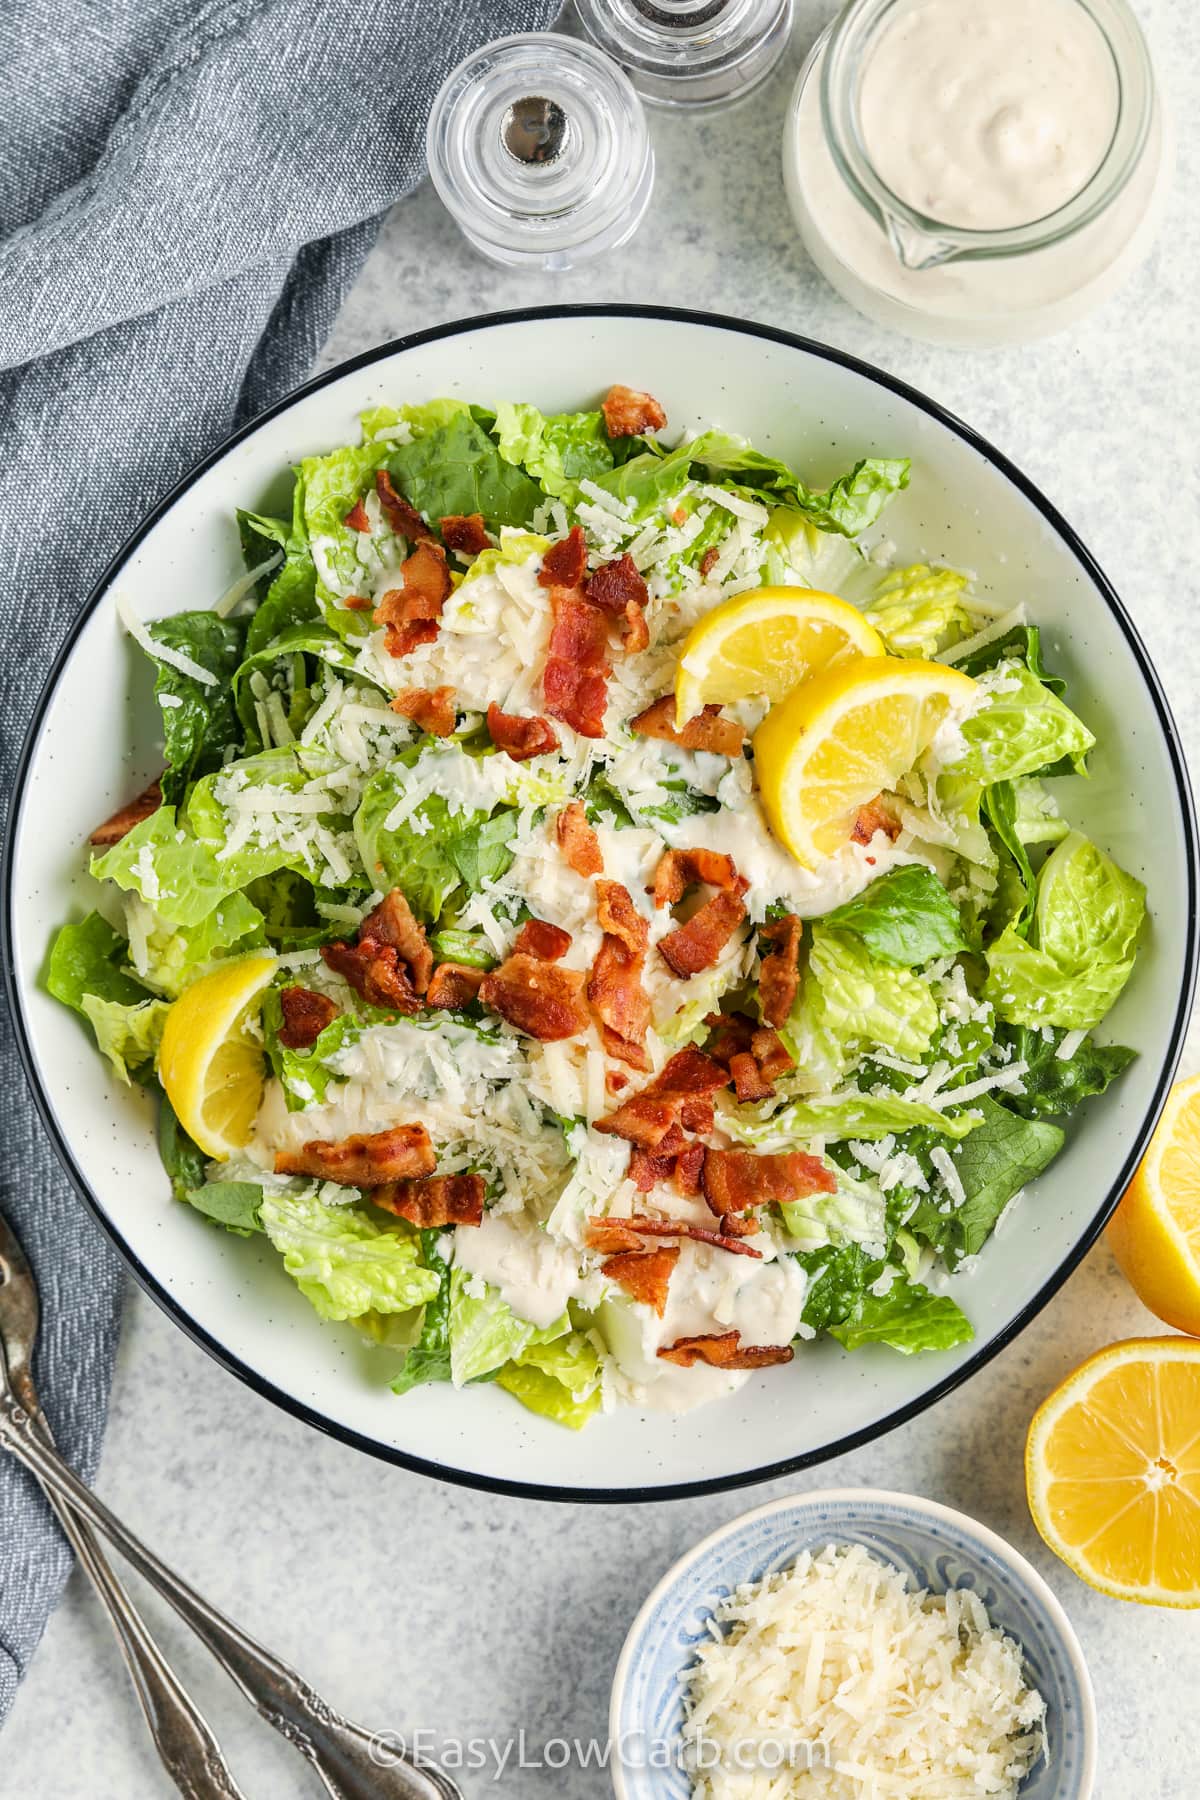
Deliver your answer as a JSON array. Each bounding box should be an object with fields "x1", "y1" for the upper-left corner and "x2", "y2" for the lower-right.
[
  {"x1": 117, "y1": 591, "x2": 217, "y2": 686},
  {"x1": 681, "y1": 1542, "x2": 1046, "y2": 1799}
]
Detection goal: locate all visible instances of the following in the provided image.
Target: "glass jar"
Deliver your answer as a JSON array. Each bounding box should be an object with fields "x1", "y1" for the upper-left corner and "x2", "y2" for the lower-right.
[
  {"x1": 782, "y1": 0, "x2": 1172, "y2": 347},
  {"x1": 575, "y1": 0, "x2": 794, "y2": 109}
]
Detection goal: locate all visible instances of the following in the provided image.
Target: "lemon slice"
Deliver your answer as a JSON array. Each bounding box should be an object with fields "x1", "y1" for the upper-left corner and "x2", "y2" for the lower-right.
[
  {"x1": 1026, "y1": 1336, "x2": 1200, "y2": 1607},
  {"x1": 674, "y1": 586, "x2": 884, "y2": 727},
  {"x1": 158, "y1": 954, "x2": 276, "y2": 1160},
  {"x1": 754, "y1": 656, "x2": 977, "y2": 868},
  {"x1": 1108, "y1": 1074, "x2": 1200, "y2": 1334}
]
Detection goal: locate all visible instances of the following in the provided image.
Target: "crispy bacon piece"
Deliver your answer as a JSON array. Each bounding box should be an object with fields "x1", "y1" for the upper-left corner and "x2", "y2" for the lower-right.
[
  {"x1": 376, "y1": 469, "x2": 433, "y2": 543},
  {"x1": 275, "y1": 1123, "x2": 435, "y2": 1186},
  {"x1": 596, "y1": 1047, "x2": 728, "y2": 1148},
  {"x1": 660, "y1": 886, "x2": 749, "y2": 980},
  {"x1": 345, "y1": 594, "x2": 372, "y2": 611},
  {"x1": 587, "y1": 554, "x2": 650, "y2": 653},
  {"x1": 727, "y1": 1053, "x2": 774, "y2": 1103},
  {"x1": 600, "y1": 1244, "x2": 679, "y2": 1316},
  {"x1": 851, "y1": 795, "x2": 901, "y2": 845},
  {"x1": 588, "y1": 880, "x2": 651, "y2": 1071},
  {"x1": 486, "y1": 701, "x2": 560, "y2": 762},
  {"x1": 478, "y1": 954, "x2": 590, "y2": 1041},
  {"x1": 511, "y1": 918, "x2": 572, "y2": 962},
  {"x1": 361, "y1": 888, "x2": 432, "y2": 994},
  {"x1": 674, "y1": 1141, "x2": 707, "y2": 1196},
  {"x1": 278, "y1": 986, "x2": 339, "y2": 1050},
  {"x1": 543, "y1": 589, "x2": 611, "y2": 738},
  {"x1": 601, "y1": 384, "x2": 667, "y2": 438},
  {"x1": 440, "y1": 512, "x2": 489, "y2": 555},
  {"x1": 375, "y1": 540, "x2": 452, "y2": 658},
  {"x1": 758, "y1": 913, "x2": 802, "y2": 1029},
  {"x1": 425, "y1": 962, "x2": 487, "y2": 1009},
  {"x1": 556, "y1": 800, "x2": 603, "y2": 878},
  {"x1": 88, "y1": 778, "x2": 162, "y2": 846},
  {"x1": 537, "y1": 524, "x2": 588, "y2": 589},
  {"x1": 704, "y1": 1011, "x2": 794, "y2": 1101},
  {"x1": 658, "y1": 1331, "x2": 793, "y2": 1370},
  {"x1": 586, "y1": 1215, "x2": 761, "y2": 1260},
  {"x1": 699, "y1": 544, "x2": 720, "y2": 580},
  {"x1": 652, "y1": 847, "x2": 742, "y2": 909},
  {"x1": 631, "y1": 695, "x2": 746, "y2": 757},
  {"x1": 321, "y1": 939, "x2": 422, "y2": 1013},
  {"x1": 344, "y1": 498, "x2": 371, "y2": 533},
  {"x1": 628, "y1": 1122, "x2": 686, "y2": 1193},
  {"x1": 391, "y1": 685, "x2": 456, "y2": 736},
  {"x1": 702, "y1": 1149, "x2": 836, "y2": 1219},
  {"x1": 373, "y1": 1172, "x2": 485, "y2": 1228}
]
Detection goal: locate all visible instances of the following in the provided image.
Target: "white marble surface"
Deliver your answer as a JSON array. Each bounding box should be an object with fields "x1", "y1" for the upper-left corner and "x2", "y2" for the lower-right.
[{"x1": 6, "y1": 2, "x2": 1200, "y2": 1793}]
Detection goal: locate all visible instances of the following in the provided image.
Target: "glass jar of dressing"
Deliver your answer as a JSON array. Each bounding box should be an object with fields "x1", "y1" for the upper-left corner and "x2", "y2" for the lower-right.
[{"x1": 783, "y1": 0, "x2": 1171, "y2": 346}]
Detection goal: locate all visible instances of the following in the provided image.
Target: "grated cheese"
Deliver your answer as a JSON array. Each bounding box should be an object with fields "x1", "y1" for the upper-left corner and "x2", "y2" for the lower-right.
[
  {"x1": 681, "y1": 1542, "x2": 1046, "y2": 1800},
  {"x1": 1055, "y1": 1029, "x2": 1086, "y2": 1061},
  {"x1": 938, "y1": 605, "x2": 1028, "y2": 666},
  {"x1": 117, "y1": 591, "x2": 217, "y2": 686},
  {"x1": 213, "y1": 551, "x2": 281, "y2": 618}
]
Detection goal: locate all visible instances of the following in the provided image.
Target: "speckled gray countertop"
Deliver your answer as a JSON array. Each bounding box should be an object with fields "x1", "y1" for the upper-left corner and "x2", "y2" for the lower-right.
[{"x1": 5, "y1": 2, "x2": 1200, "y2": 1794}]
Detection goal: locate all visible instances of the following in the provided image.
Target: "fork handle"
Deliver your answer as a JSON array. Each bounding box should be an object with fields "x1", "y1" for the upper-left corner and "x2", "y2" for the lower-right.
[{"x1": 0, "y1": 1391, "x2": 457, "y2": 1800}]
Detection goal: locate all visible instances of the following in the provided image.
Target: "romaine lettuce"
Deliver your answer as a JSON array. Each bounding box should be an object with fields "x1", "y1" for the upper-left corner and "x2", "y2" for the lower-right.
[
  {"x1": 659, "y1": 431, "x2": 910, "y2": 538},
  {"x1": 383, "y1": 412, "x2": 542, "y2": 533},
  {"x1": 788, "y1": 925, "x2": 939, "y2": 1084},
  {"x1": 184, "y1": 1180, "x2": 265, "y2": 1235},
  {"x1": 447, "y1": 1271, "x2": 570, "y2": 1386},
  {"x1": 950, "y1": 661, "x2": 1094, "y2": 785},
  {"x1": 866, "y1": 563, "x2": 971, "y2": 658},
  {"x1": 46, "y1": 912, "x2": 148, "y2": 1011},
  {"x1": 496, "y1": 1332, "x2": 602, "y2": 1430},
  {"x1": 829, "y1": 1275, "x2": 974, "y2": 1354},
  {"x1": 904, "y1": 1096, "x2": 1064, "y2": 1268},
  {"x1": 391, "y1": 1230, "x2": 453, "y2": 1393},
  {"x1": 79, "y1": 992, "x2": 171, "y2": 1083},
  {"x1": 354, "y1": 754, "x2": 517, "y2": 923},
  {"x1": 999, "y1": 1024, "x2": 1136, "y2": 1119},
  {"x1": 259, "y1": 1193, "x2": 440, "y2": 1322},
  {"x1": 823, "y1": 865, "x2": 968, "y2": 967},
  {"x1": 726, "y1": 1089, "x2": 981, "y2": 1146},
  {"x1": 493, "y1": 403, "x2": 615, "y2": 500},
  {"x1": 144, "y1": 612, "x2": 247, "y2": 801}
]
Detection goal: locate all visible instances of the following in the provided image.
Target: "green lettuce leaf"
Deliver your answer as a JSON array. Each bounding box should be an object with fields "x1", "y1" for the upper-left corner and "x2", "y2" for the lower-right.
[
  {"x1": 459, "y1": 529, "x2": 550, "y2": 589},
  {"x1": 905, "y1": 1096, "x2": 1064, "y2": 1268},
  {"x1": 448, "y1": 1272, "x2": 571, "y2": 1386},
  {"x1": 956, "y1": 623, "x2": 1066, "y2": 696},
  {"x1": 157, "y1": 1091, "x2": 207, "y2": 1203},
  {"x1": 46, "y1": 912, "x2": 147, "y2": 1010},
  {"x1": 383, "y1": 412, "x2": 542, "y2": 532},
  {"x1": 123, "y1": 890, "x2": 265, "y2": 997},
  {"x1": 184, "y1": 746, "x2": 358, "y2": 894},
  {"x1": 985, "y1": 830, "x2": 1145, "y2": 1029},
  {"x1": 495, "y1": 1332, "x2": 602, "y2": 1430},
  {"x1": 823, "y1": 865, "x2": 968, "y2": 967},
  {"x1": 429, "y1": 929, "x2": 497, "y2": 971},
  {"x1": 951, "y1": 662, "x2": 1094, "y2": 785},
  {"x1": 866, "y1": 563, "x2": 971, "y2": 658},
  {"x1": 761, "y1": 509, "x2": 865, "y2": 594},
  {"x1": 727, "y1": 1089, "x2": 981, "y2": 1146},
  {"x1": 829, "y1": 1275, "x2": 974, "y2": 1354},
  {"x1": 354, "y1": 752, "x2": 517, "y2": 922},
  {"x1": 779, "y1": 1166, "x2": 887, "y2": 1252},
  {"x1": 391, "y1": 1230, "x2": 453, "y2": 1394},
  {"x1": 259, "y1": 1193, "x2": 440, "y2": 1322},
  {"x1": 493, "y1": 403, "x2": 615, "y2": 500},
  {"x1": 184, "y1": 1180, "x2": 265, "y2": 1236},
  {"x1": 79, "y1": 992, "x2": 171, "y2": 1083},
  {"x1": 662, "y1": 431, "x2": 910, "y2": 538},
  {"x1": 233, "y1": 621, "x2": 378, "y2": 748},
  {"x1": 788, "y1": 925, "x2": 939, "y2": 1083},
  {"x1": 92, "y1": 805, "x2": 250, "y2": 928},
  {"x1": 999, "y1": 1024, "x2": 1137, "y2": 1119},
  {"x1": 145, "y1": 613, "x2": 247, "y2": 801}
]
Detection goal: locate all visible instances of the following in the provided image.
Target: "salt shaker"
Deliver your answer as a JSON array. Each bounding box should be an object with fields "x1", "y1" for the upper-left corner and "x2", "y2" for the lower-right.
[{"x1": 574, "y1": 0, "x2": 794, "y2": 109}]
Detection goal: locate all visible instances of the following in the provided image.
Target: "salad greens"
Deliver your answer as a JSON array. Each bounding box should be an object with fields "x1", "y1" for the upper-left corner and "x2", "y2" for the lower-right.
[{"x1": 49, "y1": 386, "x2": 1146, "y2": 1425}]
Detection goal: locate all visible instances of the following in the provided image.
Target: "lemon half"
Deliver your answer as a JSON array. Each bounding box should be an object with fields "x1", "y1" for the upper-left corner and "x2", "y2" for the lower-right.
[
  {"x1": 1108, "y1": 1073, "x2": 1200, "y2": 1334},
  {"x1": 158, "y1": 954, "x2": 276, "y2": 1161},
  {"x1": 674, "y1": 586, "x2": 883, "y2": 728}
]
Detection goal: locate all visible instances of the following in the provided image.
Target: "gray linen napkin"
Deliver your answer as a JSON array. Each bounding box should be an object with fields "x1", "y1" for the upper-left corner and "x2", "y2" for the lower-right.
[{"x1": 0, "y1": 0, "x2": 558, "y2": 1720}]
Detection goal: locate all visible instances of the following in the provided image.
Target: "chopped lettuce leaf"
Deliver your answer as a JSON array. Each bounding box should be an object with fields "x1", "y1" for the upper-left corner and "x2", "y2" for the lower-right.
[
  {"x1": 905, "y1": 1096, "x2": 1064, "y2": 1268},
  {"x1": 761, "y1": 509, "x2": 864, "y2": 593},
  {"x1": 823, "y1": 865, "x2": 968, "y2": 967},
  {"x1": 829, "y1": 1275, "x2": 974, "y2": 1354},
  {"x1": 391, "y1": 1230, "x2": 453, "y2": 1393},
  {"x1": 664, "y1": 431, "x2": 910, "y2": 538},
  {"x1": 124, "y1": 890, "x2": 265, "y2": 997},
  {"x1": 184, "y1": 1180, "x2": 264, "y2": 1236},
  {"x1": 429, "y1": 928, "x2": 497, "y2": 971},
  {"x1": 788, "y1": 925, "x2": 938, "y2": 1084},
  {"x1": 728, "y1": 1089, "x2": 980, "y2": 1146},
  {"x1": 999, "y1": 1024, "x2": 1137, "y2": 1119},
  {"x1": 259, "y1": 1193, "x2": 440, "y2": 1322},
  {"x1": 448, "y1": 1271, "x2": 571, "y2": 1386},
  {"x1": 46, "y1": 912, "x2": 148, "y2": 1011},
  {"x1": 79, "y1": 992, "x2": 171, "y2": 1083},
  {"x1": 493, "y1": 403, "x2": 615, "y2": 500},
  {"x1": 157, "y1": 1091, "x2": 207, "y2": 1204},
  {"x1": 459, "y1": 529, "x2": 550, "y2": 588},
  {"x1": 779, "y1": 1166, "x2": 887, "y2": 1253},
  {"x1": 354, "y1": 750, "x2": 517, "y2": 922},
  {"x1": 145, "y1": 612, "x2": 247, "y2": 801},
  {"x1": 950, "y1": 661, "x2": 1094, "y2": 785},
  {"x1": 383, "y1": 412, "x2": 542, "y2": 532},
  {"x1": 956, "y1": 623, "x2": 1066, "y2": 696},
  {"x1": 866, "y1": 563, "x2": 972, "y2": 658},
  {"x1": 495, "y1": 1332, "x2": 602, "y2": 1430}
]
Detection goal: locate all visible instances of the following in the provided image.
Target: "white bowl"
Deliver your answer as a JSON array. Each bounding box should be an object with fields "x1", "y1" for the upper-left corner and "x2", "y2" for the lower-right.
[
  {"x1": 4, "y1": 306, "x2": 1195, "y2": 1499},
  {"x1": 609, "y1": 1489, "x2": 1097, "y2": 1798}
]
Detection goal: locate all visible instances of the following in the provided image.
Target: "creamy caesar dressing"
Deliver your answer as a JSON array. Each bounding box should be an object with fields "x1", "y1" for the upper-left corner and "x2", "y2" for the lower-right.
[
  {"x1": 453, "y1": 1212, "x2": 584, "y2": 1330},
  {"x1": 859, "y1": 0, "x2": 1119, "y2": 231}
]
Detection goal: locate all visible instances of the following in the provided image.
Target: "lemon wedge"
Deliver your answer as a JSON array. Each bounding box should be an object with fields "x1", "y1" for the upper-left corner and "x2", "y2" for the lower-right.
[
  {"x1": 1026, "y1": 1336, "x2": 1200, "y2": 1607},
  {"x1": 158, "y1": 954, "x2": 276, "y2": 1161},
  {"x1": 1108, "y1": 1073, "x2": 1200, "y2": 1335},
  {"x1": 674, "y1": 586, "x2": 884, "y2": 727},
  {"x1": 754, "y1": 656, "x2": 977, "y2": 868}
]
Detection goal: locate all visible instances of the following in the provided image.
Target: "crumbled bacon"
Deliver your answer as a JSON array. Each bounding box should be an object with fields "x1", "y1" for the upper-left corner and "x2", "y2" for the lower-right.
[
  {"x1": 321, "y1": 939, "x2": 421, "y2": 1013},
  {"x1": 596, "y1": 1047, "x2": 729, "y2": 1148},
  {"x1": 537, "y1": 525, "x2": 588, "y2": 589},
  {"x1": 425, "y1": 962, "x2": 487, "y2": 1009},
  {"x1": 652, "y1": 847, "x2": 742, "y2": 909},
  {"x1": 727, "y1": 1053, "x2": 774, "y2": 1103},
  {"x1": 600, "y1": 1244, "x2": 679, "y2": 1316},
  {"x1": 674, "y1": 1141, "x2": 707, "y2": 1196},
  {"x1": 344, "y1": 594, "x2": 372, "y2": 611},
  {"x1": 630, "y1": 695, "x2": 746, "y2": 757},
  {"x1": 556, "y1": 800, "x2": 603, "y2": 878},
  {"x1": 588, "y1": 881, "x2": 651, "y2": 1070},
  {"x1": 758, "y1": 913, "x2": 802, "y2": 1029},
  {"x1": 704, "y1": 1011, "x2": 794, "y2": 1101},
  {"x1": 373, "y1": 1172, "x2": 485, "y2": 1228},
  {"x1": 375, "y1": 540, "x2": 452, "y2": 658},
  {"x1": 344, "y1": 498, "x2": 371, "y2": 533},
  {"x1": 478, "y1": 955, "x2": 590, "y2": 1041},
  {"x1": 89, "y1": 779, "x2": 163, "y2": 846},
  {"x1": 376, "y1": 469, "x2": 433, "y2": 542},
  {"x1": 278, "y1": 986, "x2": 339, "y2": 1050},
  {"x1": 486, "y1": 701, "x2": 560, "y2": 761},
  {"x1": 440, "y1": 512, "x2": 489, "y2": 555},
  {"x1": 699, "y1": 544, "x2": 720, "y2": 580},
  {"x1": 360, "y1": 889, "x2": 432, "y2": 994},
  {"x1": 851, "y1": 795, "x2": 901, "y2": 845},
  {"x1": 586, "y1": 554, "x2": 649, "y2": 653},
  {"x1": 543, "y1": 589, "x2": 612, "y2": 738},
  {"x1": 628, "y1": 1122, "x2": 686, "y2": 1193},
  {"x1": 601, "y1": 384, "x2": 667, "y2": 438},
  {"x1": 660, "y1": 886, "x2": 749, "y2": 979},
  {"x1": 275, "y1": 1123, "x2": 435, "y2": 1186},
  {"x1": 586, "y1": 1216, "x2": 762, "y2": 1260},
  {"x1": 391, "y1": 685, "x2": 456, "y2": 736},
  {"x1": 702, "y1": 1149, "x2": 836, "y2": 1218},
  {"x1": 658, "y1": 1331, "x2": 793, "y2": 1370},
  {"x1": 511, "y1": 918, "x2": 572, "y2": 962}
]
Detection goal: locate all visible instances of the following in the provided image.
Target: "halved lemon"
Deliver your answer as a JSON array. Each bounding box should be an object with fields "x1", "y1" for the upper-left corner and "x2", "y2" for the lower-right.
[
  {"x1": 1108, "y1": 1074, "x2": 1200, "y2": 1335},
  {"x1": 674, "y1": 586, "x2": 883, "y2": 727},
  {"x1": 1026, "y1": 1337, "x2": 1200, "y2": 1607},
  {"x1": 753, "y1": 656, "x2": 977, "y2": 868},
  {"x1": 158, "y1": 954, "x2": 276, "y2": 1160}
]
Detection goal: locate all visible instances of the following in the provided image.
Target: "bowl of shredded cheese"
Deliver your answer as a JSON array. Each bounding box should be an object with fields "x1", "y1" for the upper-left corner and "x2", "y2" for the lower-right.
[{"x1": 610, "y1": 1488, "x2": 1095, "y2": 1799}]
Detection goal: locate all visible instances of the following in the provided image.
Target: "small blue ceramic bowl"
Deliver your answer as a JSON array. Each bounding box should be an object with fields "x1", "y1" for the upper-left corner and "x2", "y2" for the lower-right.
[{"x1": 610, "y1": 1489, "x2": 1096, "y2": 1799}]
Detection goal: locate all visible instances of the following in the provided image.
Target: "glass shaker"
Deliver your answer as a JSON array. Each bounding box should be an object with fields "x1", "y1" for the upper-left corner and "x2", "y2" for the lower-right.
[{"x1": 575, "y1": 0, "x2": 794, "y2": 109}]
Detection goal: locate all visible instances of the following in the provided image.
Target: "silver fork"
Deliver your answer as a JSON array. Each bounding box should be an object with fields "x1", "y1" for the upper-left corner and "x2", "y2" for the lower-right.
[{"x1": 0, "y1": 1209, "x2": 461, "y2": 1800}]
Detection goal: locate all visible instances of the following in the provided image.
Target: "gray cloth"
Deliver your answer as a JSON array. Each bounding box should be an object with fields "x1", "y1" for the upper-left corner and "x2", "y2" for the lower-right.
[{"x1": 0, "y1": 0, "x2": 558, "y2": 1721}]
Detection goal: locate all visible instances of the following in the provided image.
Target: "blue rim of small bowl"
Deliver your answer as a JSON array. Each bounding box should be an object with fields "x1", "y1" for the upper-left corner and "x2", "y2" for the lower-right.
[
  {"x1": 609, "y1": 1487, "x2": 1098, "y2": 1800},
  {"x1": 2, "y1": 303, "x2": 1197, "y2": 1503}
]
